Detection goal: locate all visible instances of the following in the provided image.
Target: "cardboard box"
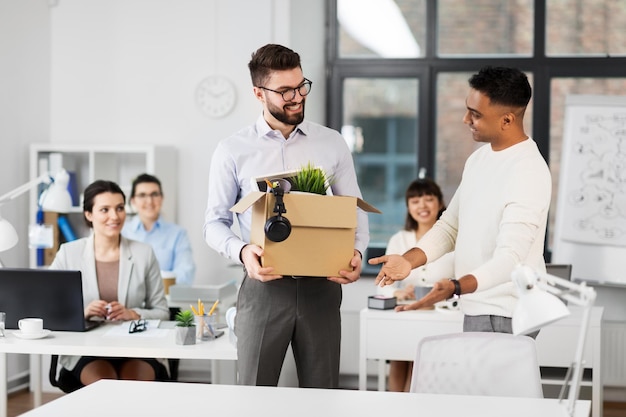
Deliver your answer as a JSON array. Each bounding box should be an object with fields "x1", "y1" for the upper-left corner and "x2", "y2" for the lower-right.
[{"x1": 230, "y1": 191, "x2": 380, "y2": 277}]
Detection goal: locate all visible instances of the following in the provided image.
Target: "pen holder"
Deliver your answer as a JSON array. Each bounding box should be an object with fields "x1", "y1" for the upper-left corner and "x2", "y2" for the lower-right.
[{"x1": 194, "y1": 314, "x2": 217, "y2": 341}]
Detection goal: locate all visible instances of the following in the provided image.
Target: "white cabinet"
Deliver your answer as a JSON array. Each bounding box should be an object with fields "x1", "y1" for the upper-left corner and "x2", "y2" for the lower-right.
[{"x1": 29, "y1": 144, "x2": 177, "y2": 268}]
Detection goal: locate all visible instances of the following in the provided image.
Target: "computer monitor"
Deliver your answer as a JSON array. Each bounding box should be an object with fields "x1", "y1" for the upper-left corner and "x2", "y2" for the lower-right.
[
  {"x1": 546, "y1": 263, "x2": 572, "y2": 281},
  {"x1": 361, "y1": 246, "x2": 386, "y2": 276}
]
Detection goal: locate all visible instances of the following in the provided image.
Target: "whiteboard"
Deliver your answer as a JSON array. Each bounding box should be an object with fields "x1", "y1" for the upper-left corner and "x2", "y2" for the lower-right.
[{"x1": 552, "y1": 95, "x2": 626, "y2": 285}]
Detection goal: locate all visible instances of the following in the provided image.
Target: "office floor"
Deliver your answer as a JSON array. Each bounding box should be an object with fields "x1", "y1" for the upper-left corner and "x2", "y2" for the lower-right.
[
  {"x1": 6, "y1": 388, "x2": 626, "y2": 417},
  {"x1": 8, "y1": 390, "x2": 63, "y2": 417}
]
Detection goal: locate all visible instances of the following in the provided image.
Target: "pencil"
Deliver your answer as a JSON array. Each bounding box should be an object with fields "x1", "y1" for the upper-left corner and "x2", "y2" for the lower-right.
[
  {"x1": 190, "y1": 304, "x2": 199, "y2": 316},
  {"x1": 208, "y1": 299, "x2": 219, "y2": 316}
]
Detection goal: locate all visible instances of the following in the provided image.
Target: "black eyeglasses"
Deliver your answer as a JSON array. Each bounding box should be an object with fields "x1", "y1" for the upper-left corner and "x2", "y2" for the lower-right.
[
  {"x1": 257, "y1": 78, "x2": 312, "y2": 102},
  {"x1": 134, "y1": 192, "x2": 162, "y2": 200},
  {"x1": 129, "y1": 319, "x2": 147, "y2": 334}
]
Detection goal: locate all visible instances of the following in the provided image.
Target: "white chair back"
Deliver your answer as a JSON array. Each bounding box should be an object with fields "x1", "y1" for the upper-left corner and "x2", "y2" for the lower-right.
[{"x1": 410, "y1": 332, "x2": 543, "y2": 398}]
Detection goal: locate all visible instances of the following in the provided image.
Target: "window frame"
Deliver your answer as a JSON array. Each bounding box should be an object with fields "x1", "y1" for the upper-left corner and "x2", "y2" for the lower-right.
[{"x1": 325, "y1": 0, "x2": 626, "y2": 259}]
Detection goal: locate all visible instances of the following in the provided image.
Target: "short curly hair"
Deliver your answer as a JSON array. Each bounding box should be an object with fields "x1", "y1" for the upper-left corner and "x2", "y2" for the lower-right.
[{"x1": 468, "y1": 66, "x2": 531, "y2": 109}]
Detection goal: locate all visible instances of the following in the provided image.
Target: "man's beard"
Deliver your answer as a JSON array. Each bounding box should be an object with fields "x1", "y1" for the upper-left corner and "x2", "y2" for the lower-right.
[{"x1": 268, "y1": 100, "x2": 305, "y2": 126}]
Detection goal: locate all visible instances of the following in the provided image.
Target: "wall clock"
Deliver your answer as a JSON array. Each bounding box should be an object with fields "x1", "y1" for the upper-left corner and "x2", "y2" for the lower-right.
[{"x1": 195, "y1": 76, "x2": 237, "y2": 118}]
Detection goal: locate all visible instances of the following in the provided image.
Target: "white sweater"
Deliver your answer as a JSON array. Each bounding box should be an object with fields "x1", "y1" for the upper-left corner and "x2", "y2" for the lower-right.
[{"x1": 417, "y1": 139, "x2": 551, "y2": 317}]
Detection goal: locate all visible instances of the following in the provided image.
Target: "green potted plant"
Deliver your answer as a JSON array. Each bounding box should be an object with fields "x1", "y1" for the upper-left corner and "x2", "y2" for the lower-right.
[
  {"x1": 174, "y1": 309, "x2": 196, "y2": 345},
  {"x1": 291, "y1": 162, "x2": 333, "y2": 195}
]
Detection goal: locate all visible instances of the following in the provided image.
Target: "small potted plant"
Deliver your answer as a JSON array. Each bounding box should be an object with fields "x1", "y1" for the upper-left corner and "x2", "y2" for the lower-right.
[
  {"x1": 174, "y1": 309, "x2": 196, "y2": 345},
  {"x1": 291, "y1": 162, "x2": 333, "y2": 195}
]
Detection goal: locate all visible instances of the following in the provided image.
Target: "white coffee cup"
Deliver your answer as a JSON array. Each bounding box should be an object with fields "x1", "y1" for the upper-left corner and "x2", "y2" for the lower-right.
[{"x1": 18, "y1": 318, "x2": 44, "y2": 334}]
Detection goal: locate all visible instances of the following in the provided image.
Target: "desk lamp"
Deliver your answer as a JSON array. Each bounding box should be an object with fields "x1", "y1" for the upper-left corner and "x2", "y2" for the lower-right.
[
  {"x1": 512, "y1": 264, "x2": 596, "y2": 417},
  {"x1": 0, "y1": 169, "x2": 72, "y2": 260}
]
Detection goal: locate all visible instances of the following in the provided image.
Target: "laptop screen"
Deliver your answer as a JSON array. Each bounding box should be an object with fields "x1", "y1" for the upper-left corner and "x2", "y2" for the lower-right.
[{"x1": 0, "y1": 268, "x2": 92, "y2": 331}]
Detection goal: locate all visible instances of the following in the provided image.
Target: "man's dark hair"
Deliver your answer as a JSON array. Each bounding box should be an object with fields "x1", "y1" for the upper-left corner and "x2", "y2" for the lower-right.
[
  {"x1": 468, "y1": 66, "x2": 531, "y2": 109},
  {"x1": 83, "y1": 180, "x2": 125, "y2": 228},
  {"x1": 131, "y1": 173, "x2": 162, "y2": 198},
  {"x1": 248, "y1": 44, "x2": 301, "y2": 87}
]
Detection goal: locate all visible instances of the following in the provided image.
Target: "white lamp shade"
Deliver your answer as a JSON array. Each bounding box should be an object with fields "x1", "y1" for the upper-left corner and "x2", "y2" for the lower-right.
[
  {"x1": 513, "y1": 288, "x2": 570, "y2": 335},
  {"x1": 0, "y1": 216, "x2": 19, "y2": 252},
  {"x1": 39, "y1": 169, "x2": 72, "y2": 212}
]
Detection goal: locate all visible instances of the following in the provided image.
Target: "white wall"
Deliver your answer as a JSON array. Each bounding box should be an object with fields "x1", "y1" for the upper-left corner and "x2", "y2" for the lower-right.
[
  {"x1": 46, "y1": 0, "x2": 326, "y2": 285},
  {"x1": 0, "y1": 0, "x2": 51, "y2": 389},
  {"x1": 0, "y1": 0, "x2": 50, "y2": 268}
]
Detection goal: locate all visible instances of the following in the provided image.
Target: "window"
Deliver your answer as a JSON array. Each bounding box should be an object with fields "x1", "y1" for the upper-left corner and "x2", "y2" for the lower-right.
[
  {"x1": 327, "y1": 0, "x2": 626, "y2": 260},
  {"x1": 337, "y1": 0, "x2": 426, "y2": 58},
  {"x1": 435, "y1": 72, "x2": 534, "y2": 201},
  {"x1": 342, "y1": 77, "x2": 418, "y2": 243},
  {"x1": 438, "y1": 0, "x2": 534, "y2": 57},
  {"x1": 546, "y1": 1, "x2": 626, "y2": 56}
]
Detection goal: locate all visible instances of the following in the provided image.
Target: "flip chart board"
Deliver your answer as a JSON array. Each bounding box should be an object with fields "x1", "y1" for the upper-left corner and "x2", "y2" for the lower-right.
[{"x1": 551, "y1": 95, "x2": 626, "y2": 285}]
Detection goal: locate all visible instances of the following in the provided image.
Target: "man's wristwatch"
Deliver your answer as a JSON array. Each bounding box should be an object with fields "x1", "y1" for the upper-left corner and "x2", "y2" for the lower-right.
[{"x1": 449, "y1": 278, "x2": 461, "y2": 298}]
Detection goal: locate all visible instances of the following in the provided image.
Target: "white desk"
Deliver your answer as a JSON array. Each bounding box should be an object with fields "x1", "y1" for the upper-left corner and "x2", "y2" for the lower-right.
[
  {"x1": 0, "y1": 322, "x2": 237, "y2": 417},
  {"x1": 18, "y1": 379, "x2": 592, "y2": 417},
  {"x1": 360, "y1": 306, "x2": 603, "y2": 417}
]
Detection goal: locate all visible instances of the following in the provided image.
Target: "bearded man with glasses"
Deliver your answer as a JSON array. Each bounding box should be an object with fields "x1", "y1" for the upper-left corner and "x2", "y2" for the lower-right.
[{"x1": 204, "y1": 44, "x2": 369, "y2": 388}]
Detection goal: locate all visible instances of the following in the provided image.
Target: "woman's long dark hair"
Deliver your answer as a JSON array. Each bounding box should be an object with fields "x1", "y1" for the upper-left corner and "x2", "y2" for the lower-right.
[{"x1": 404, "y1": 178, "x2": 445, "y2": 231}]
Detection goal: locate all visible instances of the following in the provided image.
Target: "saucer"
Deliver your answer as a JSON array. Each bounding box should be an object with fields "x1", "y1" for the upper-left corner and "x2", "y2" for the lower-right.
[{"x1": 13, "y1": 329, "x2": 51, "y2": 340}]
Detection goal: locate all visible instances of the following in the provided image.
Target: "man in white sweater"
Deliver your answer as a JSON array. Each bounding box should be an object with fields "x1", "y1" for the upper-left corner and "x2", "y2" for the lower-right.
[{"x1": 369, "y1": 66, "x2": 551, "y2": 333}]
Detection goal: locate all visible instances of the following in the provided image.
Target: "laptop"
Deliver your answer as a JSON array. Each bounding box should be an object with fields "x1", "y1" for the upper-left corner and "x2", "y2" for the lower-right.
[{"x1": 0, "y1": 268, "x2": 101, "y2": 331}]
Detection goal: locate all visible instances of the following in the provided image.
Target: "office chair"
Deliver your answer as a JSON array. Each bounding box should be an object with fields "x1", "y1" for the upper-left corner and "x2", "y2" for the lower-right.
[
  {"x1": 410, "y1": 332, "x2": 543, "y2": 398},
  {"x1": 49, "y1": 355, "x2": 83, "y2": 393},
  {"x1": 49, "y1": 354, "x2": 178, "y2": 392},
  {"x1": 49, "y1": 354, "x2": 177, "y2": 393},
  {"x1": 168, "y1": 306, "x2": 181, "y2": 380}
]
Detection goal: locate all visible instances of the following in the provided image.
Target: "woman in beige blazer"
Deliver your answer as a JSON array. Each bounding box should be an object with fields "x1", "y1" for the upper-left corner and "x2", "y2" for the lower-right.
[{"x1": 50, "y1": 180, "x2": 169, "y2": 387}]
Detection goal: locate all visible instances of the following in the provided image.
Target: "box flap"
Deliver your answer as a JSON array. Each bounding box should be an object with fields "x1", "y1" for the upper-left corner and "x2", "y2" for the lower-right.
[
  {"x1": 231, "y1": 191, "x2": 381, "y2": 217},
  {"x1": 357, "y1": 198, "x2": 382, "y2": 214},
  {"x1": 230, "y1": 191, "x2": 265, "y2": 214}
]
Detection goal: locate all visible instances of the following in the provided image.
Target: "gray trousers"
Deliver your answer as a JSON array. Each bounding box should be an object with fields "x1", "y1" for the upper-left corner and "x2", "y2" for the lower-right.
[{"x1": 235, "y1": 273, "x2": 342, "y2": 388}]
